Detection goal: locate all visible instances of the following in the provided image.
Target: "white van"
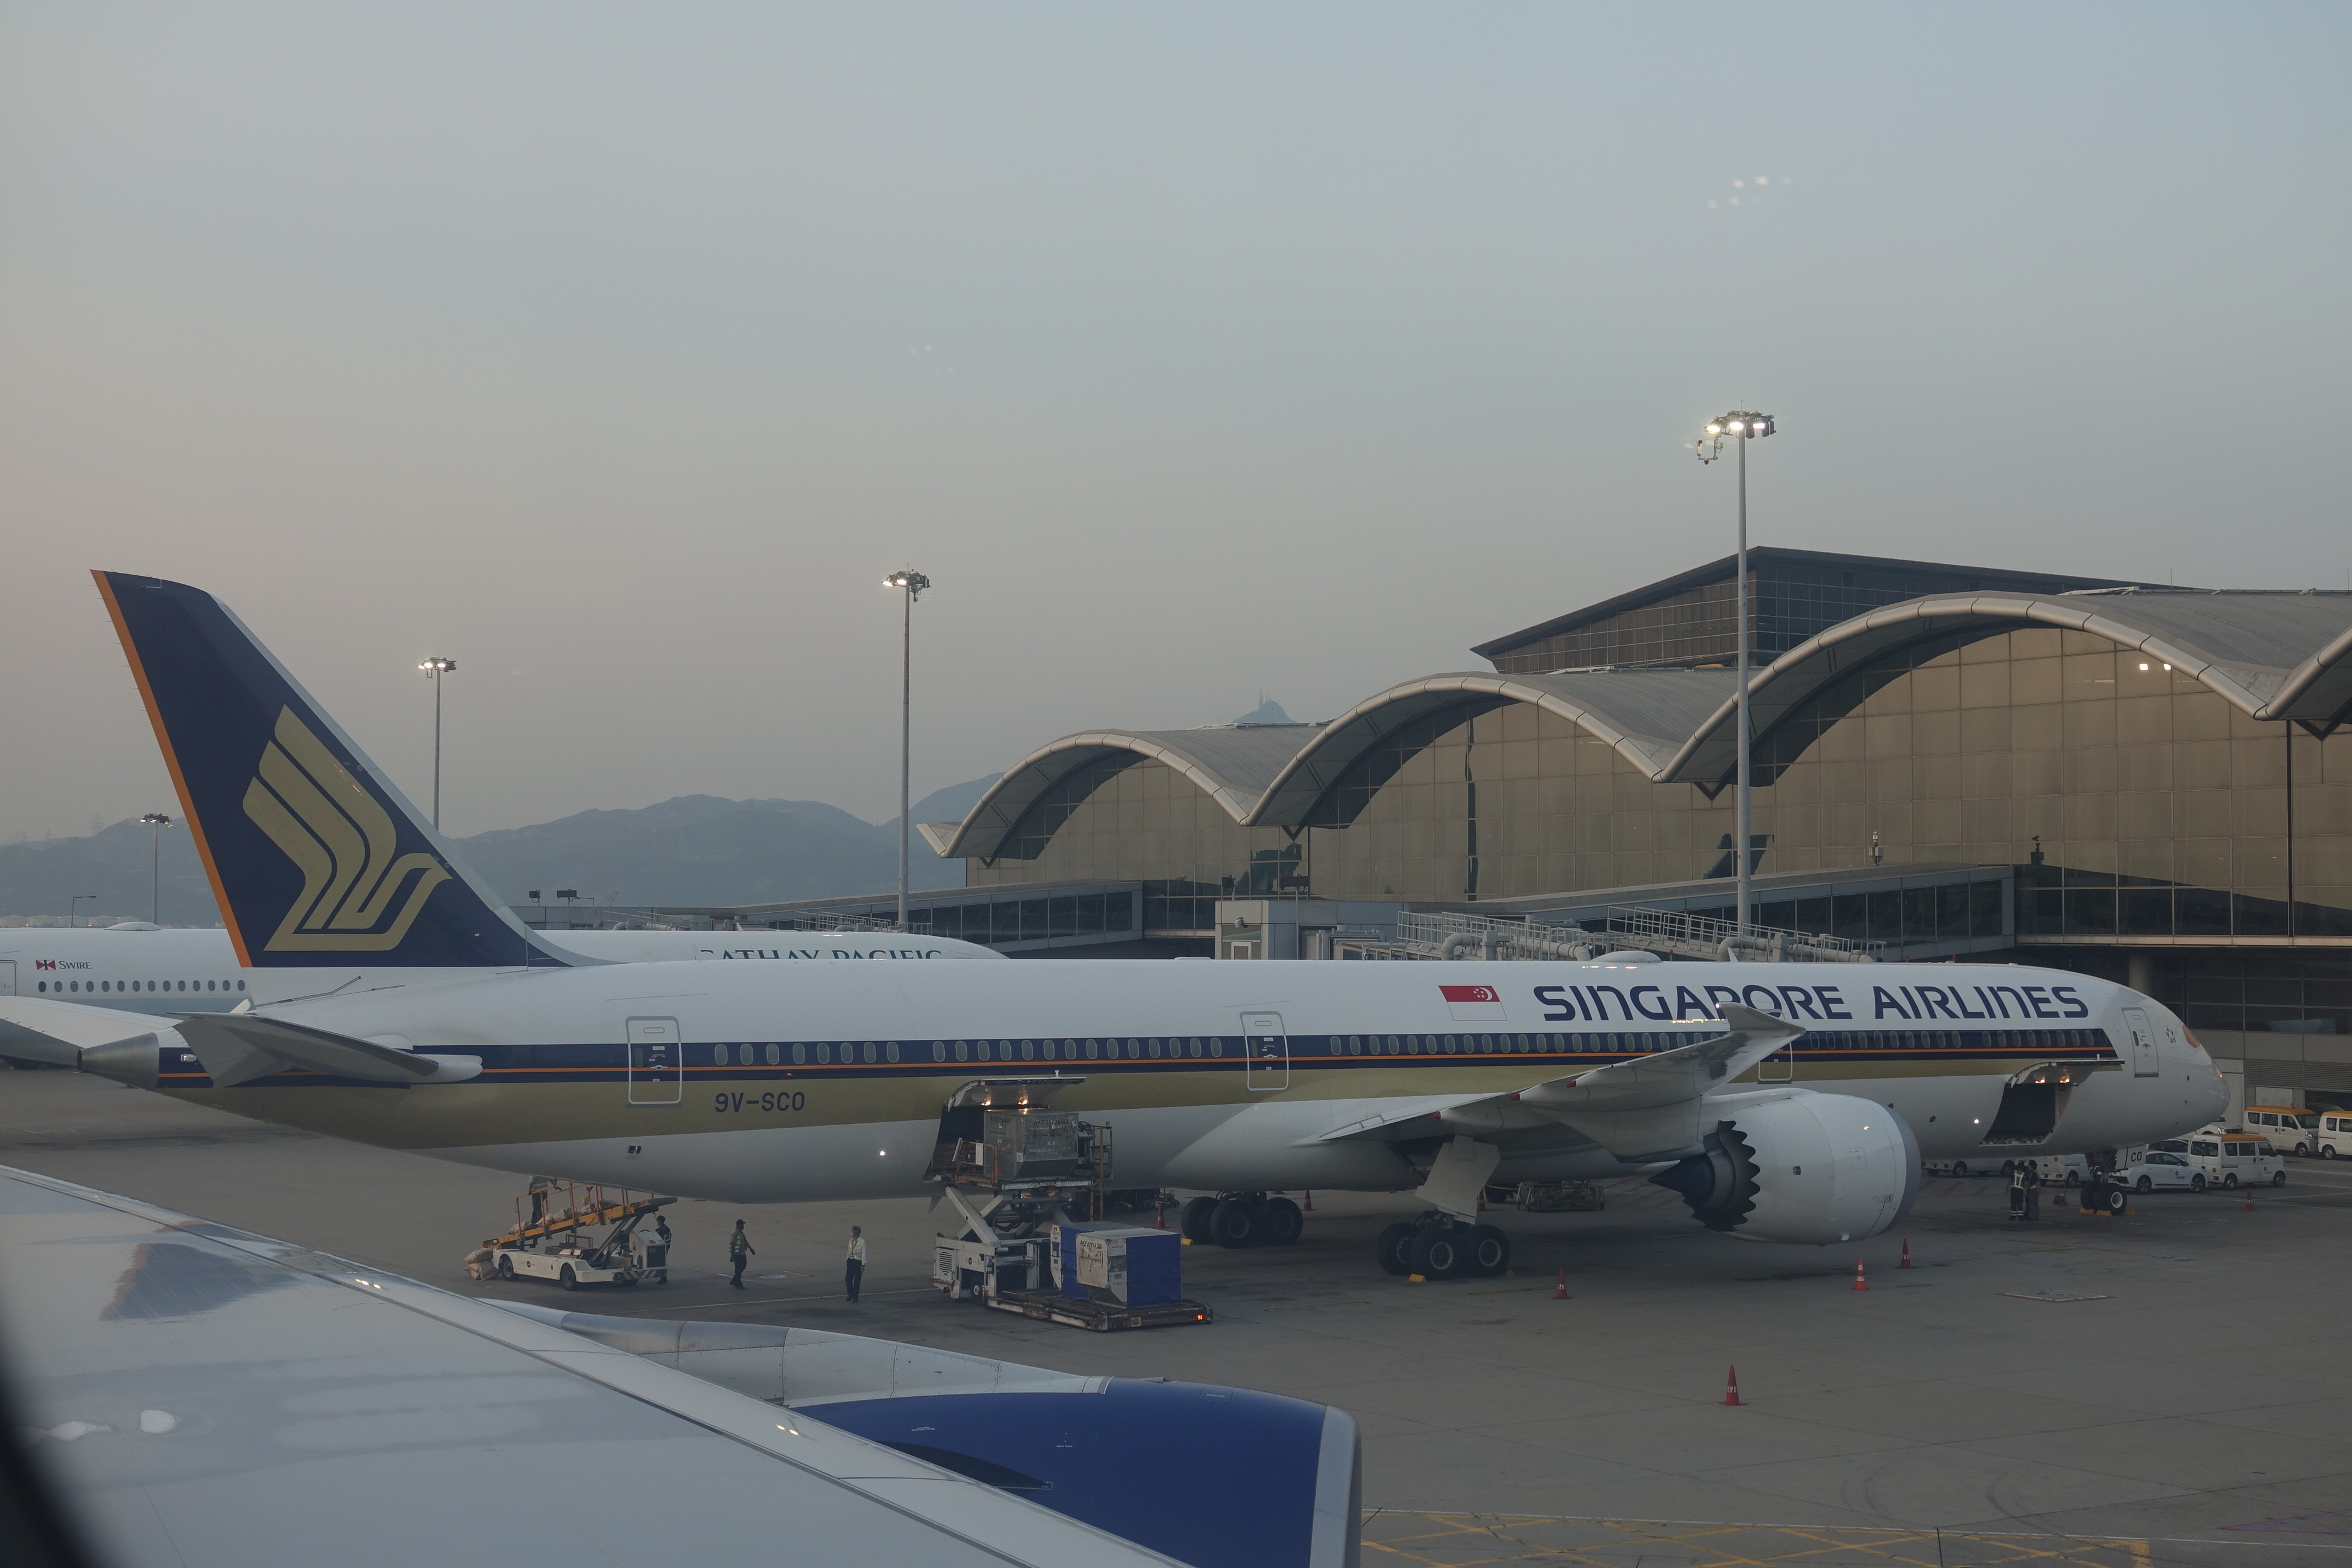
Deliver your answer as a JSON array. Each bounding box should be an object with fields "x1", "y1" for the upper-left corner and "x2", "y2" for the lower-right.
[
  {"x1": 2031, "y1": 1153, "x2": 2091, "y2": 1187},
  {"x1": 2315, "y1": 1111, "x2": 2352, "y2": 1160},
  {"x1": 2242, "y1": 1106, "x2": 2319, "y2": 1157},
  {"x1": 2180, "y1": 1134, "x2": 2286, "y2": 1189}
]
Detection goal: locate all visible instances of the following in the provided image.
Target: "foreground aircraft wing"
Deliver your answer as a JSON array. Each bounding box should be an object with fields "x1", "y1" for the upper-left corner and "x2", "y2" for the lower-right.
[
  {"x1": 0, "y1": 1165, "x2": 1188, "y2": 1568},
  {"x1": 1316, "y1": 1005, "x2": 1805, "y2": 1158}
]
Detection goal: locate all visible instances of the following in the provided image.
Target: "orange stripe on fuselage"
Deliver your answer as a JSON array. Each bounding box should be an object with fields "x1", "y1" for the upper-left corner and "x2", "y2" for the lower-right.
[{"x1": 93, "y1": 570, "x2": 253, "y2": 967}]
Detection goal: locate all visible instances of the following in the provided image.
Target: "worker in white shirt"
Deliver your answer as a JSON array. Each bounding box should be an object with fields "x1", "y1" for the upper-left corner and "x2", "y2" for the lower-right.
[{"x1": 845, "y1": 1226, "x2": 867, "y2": 1304}]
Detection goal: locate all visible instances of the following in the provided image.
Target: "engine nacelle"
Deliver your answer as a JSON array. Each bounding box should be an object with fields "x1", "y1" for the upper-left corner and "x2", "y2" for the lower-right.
[{"x1": 1650, "y1": 1091, "x2": 1921, "y2": 1245}]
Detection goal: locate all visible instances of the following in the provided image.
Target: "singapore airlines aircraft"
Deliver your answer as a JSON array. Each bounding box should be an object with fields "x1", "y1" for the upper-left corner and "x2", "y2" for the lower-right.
[{"x1": 0, "y1": 572, "x2": 2227, "y2": 1281}]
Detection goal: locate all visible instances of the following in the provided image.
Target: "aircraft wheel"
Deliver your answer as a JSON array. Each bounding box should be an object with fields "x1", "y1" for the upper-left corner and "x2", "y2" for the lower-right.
[
  {"x1": 560, "y1": 1265, "x2": 578, "y2": 1292},
  {"x1": 1210, "y1": 1198, "x2": 1261, "y2": 1248},
  {"x1": 1466, "y1": 1225, "x2": 1511, "y2": 1278},
  {"x1": 1408, "y1": 1226, "x2": 1465, "y2": 1280},
  {"x1": 1180, "y1": 1196, "x2": 1220, "y2": 1244},
  {"x1": 1375, "y1": 1223, "x2": 1416, "y2": 1276},
  {"x1": 497, "y1": 1255, "x2": 514, "y2": 1281},
  {"x1": 1261, "y1": 1198, "x2": 1303, "y2": 1246},
  {"x1": 2104, "y1": 1188, "x2": 2128, "y2": 1215}
]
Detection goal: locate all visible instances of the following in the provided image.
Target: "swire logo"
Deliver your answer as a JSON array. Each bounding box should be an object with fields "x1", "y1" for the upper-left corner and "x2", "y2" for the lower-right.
[
  {"x1": 242, "y1": 707, "x2": 451, "y2": 952},
  {"x1": 35, "y1": 959, "x2": 56, "y2": 970}
]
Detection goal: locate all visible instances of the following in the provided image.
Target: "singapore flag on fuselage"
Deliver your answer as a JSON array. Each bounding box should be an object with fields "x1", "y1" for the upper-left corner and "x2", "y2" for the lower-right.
[{"x1": 1440, "y1": 984, "x2": 1508, "y2": 1023}]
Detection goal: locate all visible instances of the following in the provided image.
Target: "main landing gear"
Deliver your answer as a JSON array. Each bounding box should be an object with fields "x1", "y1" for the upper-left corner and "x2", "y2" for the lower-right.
[
  {"x1": 1374, "y1": 1214, "x2": 1511, "y2": 1281},
  {"x1": 1180, "y1": 1192, "x2": 1304, "y2": 1249}
]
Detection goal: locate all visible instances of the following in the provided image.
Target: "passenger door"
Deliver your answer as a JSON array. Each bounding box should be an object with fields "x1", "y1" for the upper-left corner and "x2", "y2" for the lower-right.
[
  {"x1": 626, "y1": 1016, "x2": 682, "y2": 1106},
  {"x1": 1242, "y1": 1011, "x2": 1289, "y2": 1092},
  {"x1": 2120, "y1": 1007, "x2": 2160, "y2": 1078}
]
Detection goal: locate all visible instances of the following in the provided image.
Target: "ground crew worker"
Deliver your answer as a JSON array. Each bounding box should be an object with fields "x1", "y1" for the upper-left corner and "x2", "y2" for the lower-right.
[
  {"x1": 645, "y1": 1215, "x2": 673, "y2": 1284},
  {"x1": 845, "y1": 1225, "x2": 867, "y2": 1304},
  {"x1": 2025, "y1": 1162, "x2": 2044, "y2": 1221},
  {"x1": 2008, "y1": 1163, "x2": 2028, "y2": 1220},
  {"x1": 728, "y1": 1219, "x2": 754, "y2": 1289}
]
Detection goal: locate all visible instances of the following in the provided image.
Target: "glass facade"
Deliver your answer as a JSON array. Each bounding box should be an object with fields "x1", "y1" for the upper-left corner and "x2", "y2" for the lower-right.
[{"x1": 972, "y1": 627, "x2": 2352, "y2": 937}]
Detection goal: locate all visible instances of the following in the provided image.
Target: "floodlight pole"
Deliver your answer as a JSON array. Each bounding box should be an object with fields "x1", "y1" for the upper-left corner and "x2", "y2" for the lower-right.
[
  {"x1": 1736, "y1": 431, "x2": 1751, "y2": 938},
  {"x1": 419, "y1": 658, "x2": 456, "y2": 831},
  {"x1": 1697, "y1": 412, "x2": 1775, "y2": 941},
  {"x1": 139, "y1": 814, "x2": 172, "y2": 924},
  {"x1": 884, "y1": 571, "x2": 932, "y2": 932}
]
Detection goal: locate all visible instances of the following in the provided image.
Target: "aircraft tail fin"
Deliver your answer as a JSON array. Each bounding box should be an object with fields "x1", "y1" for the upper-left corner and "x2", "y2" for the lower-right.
[{"x1": 93, "y1": 570, "x2": 572, "y2": 970}]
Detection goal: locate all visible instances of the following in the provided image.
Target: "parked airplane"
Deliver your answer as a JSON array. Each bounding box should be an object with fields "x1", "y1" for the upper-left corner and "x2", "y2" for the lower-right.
[
  {"x1": 0, "y1": 572, "x2": 2229, "y2": 1279},
  {"x1": 0, "y1": 921, "x2": 1001, "y2": 1021}
]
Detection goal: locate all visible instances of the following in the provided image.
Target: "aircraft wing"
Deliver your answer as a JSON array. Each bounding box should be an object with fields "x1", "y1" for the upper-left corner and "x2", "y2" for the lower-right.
[
  {"x1": 0, "y1": 996, "x2": 479, "y2": 1087},
  {"x1": 1315, "y1": 1005, "x2": 1805, "y2": 1160},
  {"x1": 0, "y1": 1163, "x2": 1187, "y2": 1568}
]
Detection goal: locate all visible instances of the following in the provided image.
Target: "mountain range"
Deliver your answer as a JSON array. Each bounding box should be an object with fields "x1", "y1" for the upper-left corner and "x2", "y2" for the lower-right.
[{"x1": 0, "y1": 777, "x2": 995, "y2": 924}]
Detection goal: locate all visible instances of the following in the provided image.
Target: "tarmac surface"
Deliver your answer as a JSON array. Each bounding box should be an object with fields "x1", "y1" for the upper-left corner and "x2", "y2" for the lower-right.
[{"x1": 6, "y1": 1068, "x2": 2351, "y2": 1567}]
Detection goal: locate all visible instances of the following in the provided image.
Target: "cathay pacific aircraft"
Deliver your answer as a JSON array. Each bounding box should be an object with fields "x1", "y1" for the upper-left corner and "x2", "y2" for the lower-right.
[
  {"x1": 0, "y1": 921, "x2": 999, "y2": 1019},
  {"x1": 0, "y1": 572, "x2": 2227, "y2": 1281}
]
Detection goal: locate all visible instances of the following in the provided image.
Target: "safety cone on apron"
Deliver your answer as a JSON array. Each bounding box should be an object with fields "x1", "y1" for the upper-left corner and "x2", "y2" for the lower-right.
[
  {"x1": 1553, "y1": 1267, "x2": 1568, "y2": 1300},
  {"x1": 1722, "y1": 1365, "x2": 1743, "y2": 1406},
  {"x1": 1899, "y1": 1239, "x2": 1913, "y2": 1269},
  {"x1": 1852, "y1": 1259, "x2": 1869, "y2": 1291}
]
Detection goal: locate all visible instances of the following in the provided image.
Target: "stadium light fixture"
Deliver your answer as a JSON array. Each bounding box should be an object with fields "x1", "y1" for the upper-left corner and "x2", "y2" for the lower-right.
[
  {"x1": 1696, "y1": 411, "x2": 1777, "y2": 936},
  {"x1": 418, "y1": 657, "x2": 457, "y2": 831},
  {"x1": 884, "y1": 570, "x2": 932, "y2": 932}
]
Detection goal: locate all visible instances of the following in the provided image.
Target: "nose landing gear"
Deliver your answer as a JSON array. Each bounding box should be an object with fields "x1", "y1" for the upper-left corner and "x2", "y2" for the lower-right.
[{"x1": 1376, "y1": 1214, "x2": 1511, "y2": 1280}]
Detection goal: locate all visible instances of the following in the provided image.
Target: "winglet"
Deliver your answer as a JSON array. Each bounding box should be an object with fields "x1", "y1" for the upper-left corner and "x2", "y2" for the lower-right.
[{"x1": 93, "y1": 571, "x2": 573, "y2": 971}]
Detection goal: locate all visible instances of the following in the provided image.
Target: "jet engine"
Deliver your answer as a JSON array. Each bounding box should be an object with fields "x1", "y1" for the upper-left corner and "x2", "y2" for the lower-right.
[{"x1": 1649, "y1": 1091, "x2": 1921, "y2": 1245}]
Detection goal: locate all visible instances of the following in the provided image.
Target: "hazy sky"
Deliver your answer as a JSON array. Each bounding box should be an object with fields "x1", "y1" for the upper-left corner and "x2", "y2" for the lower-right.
[{"x1": 4, "y1": 5, "x2": 2346, "y2": 843}]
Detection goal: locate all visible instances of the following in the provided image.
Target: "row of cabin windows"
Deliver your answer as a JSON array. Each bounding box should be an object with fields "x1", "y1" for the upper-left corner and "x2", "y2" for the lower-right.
[
  {"x1": 697, "y1": 1027, "x2": 2109, "y2": 1067},
  {"x1": 37, "y1": 979, "x2": 244, "y2": 995}
]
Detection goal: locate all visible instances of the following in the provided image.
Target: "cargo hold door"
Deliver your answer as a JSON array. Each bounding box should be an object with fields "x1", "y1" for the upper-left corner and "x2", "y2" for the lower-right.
[
  {"x1": 627, "y1": 1016, "x2": 683, "y2": 1105},
  {"x1": 1242, "y1": 1011, "x2": 1288, "y2": 1092}
]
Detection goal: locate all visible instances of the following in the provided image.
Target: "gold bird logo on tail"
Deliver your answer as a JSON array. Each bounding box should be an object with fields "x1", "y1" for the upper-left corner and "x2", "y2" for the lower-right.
[{"x1": 243, "y1": 708, "x2": 451, "y2": 952}]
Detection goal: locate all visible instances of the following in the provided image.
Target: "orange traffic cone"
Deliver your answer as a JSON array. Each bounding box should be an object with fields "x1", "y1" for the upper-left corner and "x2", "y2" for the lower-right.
[
  {"x1": 1154, "y1": 1203, "x2": 1166, "y2": 1230},
  {"x1": 1553, "y1": 1266, "x2": 1568, "y2": 1300},
  {"x1": 1852, "y1": 1259, "x2": 1869, "y2": 1292},
  {"x1": 1899, "y1": 1238, "x2": 1913, "y2": 1269},
  {"x1": 2243, "y1": 1186, "x2": 2254, "y2": 1213},
  {"x1": 1303, "y1": 1190, "x2": 1313, "y2": 1211},
  {"x1": 1722, "y1": 1364, "x2": 1743, "y2": 1406}
]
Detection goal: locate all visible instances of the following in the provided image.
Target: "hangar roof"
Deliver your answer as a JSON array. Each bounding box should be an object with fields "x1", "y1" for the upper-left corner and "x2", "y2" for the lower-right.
[
  {"x1": 1661, "y1": 589, "x2": 2352, "y2": 788},
  {"x1": 941, "y1": 723, "x2": 1321, "y2": 860}
]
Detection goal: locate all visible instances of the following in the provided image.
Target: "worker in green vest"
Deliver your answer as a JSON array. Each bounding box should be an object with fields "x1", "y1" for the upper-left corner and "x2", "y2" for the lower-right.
[{"x1": 728, "y1": 1220, "x2": 754, "y2": 1289}]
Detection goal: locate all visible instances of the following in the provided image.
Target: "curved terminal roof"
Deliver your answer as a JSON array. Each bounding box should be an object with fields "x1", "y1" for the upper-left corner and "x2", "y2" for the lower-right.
[
  {"x1": 941, "y1": 724, "x2": 1321, "y2": 861},
  {"x1": 1244, "y1": 670, "x2": 1737, "y2": 829},
  {"x1": 1661, "y1": 589, "x2": 2352, "y2": 788},
  {"x1": 928, "y1": 590, "x2": 2352, "y2": 860}
]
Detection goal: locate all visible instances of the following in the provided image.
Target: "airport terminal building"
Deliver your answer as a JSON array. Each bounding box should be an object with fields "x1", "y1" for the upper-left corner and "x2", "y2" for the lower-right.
[{"x1": 871, "y1": 549, "x2": 2352, "y2": 1109}]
